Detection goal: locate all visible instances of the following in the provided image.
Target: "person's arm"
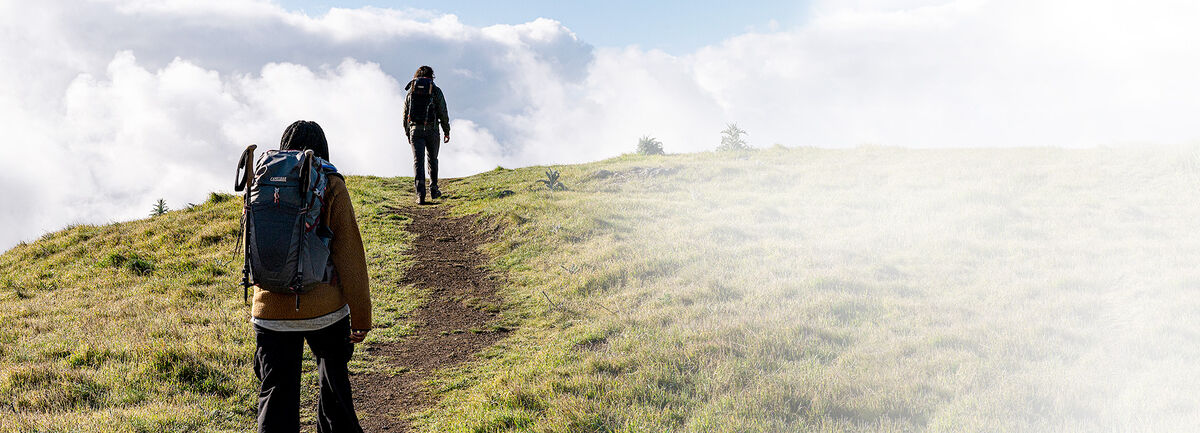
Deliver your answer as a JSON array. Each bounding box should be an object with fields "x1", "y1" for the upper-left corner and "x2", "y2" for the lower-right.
[
  {"x1": 435, "y1": 86, "x2": 450, "y2": 141},
  {"x1": 326, "y1": 177, "x2": 372, "y2": 333},
  {"x1": 402, "y1": 91, "x2": 412, "y2": 141}
]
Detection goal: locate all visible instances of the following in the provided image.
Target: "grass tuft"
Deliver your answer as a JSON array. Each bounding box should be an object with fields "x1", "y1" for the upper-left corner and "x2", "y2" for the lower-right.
[
  {"x1": 0, "y1": 367, "x2": 109, "y2": 412},
  {"x1": 145, "y1": 348, "x2": 233, "y2": 397},
  {"x1": 67, "y1": 344, "x2": 116, "y2": 368}
]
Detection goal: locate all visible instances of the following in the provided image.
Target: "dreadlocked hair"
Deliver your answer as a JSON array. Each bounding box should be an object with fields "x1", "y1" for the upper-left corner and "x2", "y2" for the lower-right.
[{"x1": 279, "y1": 120, "x2": 330, "y2": 161}]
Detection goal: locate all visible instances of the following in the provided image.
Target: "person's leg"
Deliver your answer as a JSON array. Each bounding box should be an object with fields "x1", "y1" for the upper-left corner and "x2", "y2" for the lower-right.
[
  {"x1": 255, "y1": 326, "x2": 304, "y2": 433},
  {"x1": 426, "y1": 132, "x2": 441, "y2": 198},
  {"x1": 307, "y1": 316, "x2": 364, "y2": 433},
  {"x1": 410, "y1": 128, "x2": 427, "y2": 201}
]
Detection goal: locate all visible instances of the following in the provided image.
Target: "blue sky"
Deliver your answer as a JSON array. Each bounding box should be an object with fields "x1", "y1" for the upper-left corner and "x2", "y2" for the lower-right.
[{"x1": 275, "y1": 0, "x2": 811, "y2": 54}]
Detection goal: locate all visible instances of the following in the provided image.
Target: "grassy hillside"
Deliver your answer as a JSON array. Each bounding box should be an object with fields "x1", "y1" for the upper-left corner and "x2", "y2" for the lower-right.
[
  {"x1": 2, "y1": 147, "x2": 1199, "y2": 432},
  {"x1": 0, "y1": 176, "x2": 418, "y2": 432}
]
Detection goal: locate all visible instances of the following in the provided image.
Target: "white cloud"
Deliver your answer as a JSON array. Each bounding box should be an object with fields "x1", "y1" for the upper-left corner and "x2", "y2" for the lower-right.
[
  {"x1": 689, "y1": 0, "x2": 1200, "y2": 148},
  {"x1": 2, "y1": 0, "x2": 1199, "y2": 249}
]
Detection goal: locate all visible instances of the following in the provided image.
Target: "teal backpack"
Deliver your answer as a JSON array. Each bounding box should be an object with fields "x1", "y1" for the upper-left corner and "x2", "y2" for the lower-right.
[{"x1": 234, "y1": 145, "x2": 341, "y2": 309}]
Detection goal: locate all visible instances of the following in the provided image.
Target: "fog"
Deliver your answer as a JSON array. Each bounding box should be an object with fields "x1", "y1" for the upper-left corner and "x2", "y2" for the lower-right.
[{"x1": 2, "y1": 0, "x2": 1199, "y2": 251}]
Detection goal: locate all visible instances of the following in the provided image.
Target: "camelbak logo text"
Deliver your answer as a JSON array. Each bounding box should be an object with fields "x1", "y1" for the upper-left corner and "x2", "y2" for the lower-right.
[{"x1": 270, "y1": 177, "x2": 287, "y2": 182}]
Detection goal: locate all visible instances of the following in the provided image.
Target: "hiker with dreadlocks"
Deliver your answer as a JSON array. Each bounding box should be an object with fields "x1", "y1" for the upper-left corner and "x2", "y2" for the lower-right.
[
  {"x1": 404, "y1": 65, "x2": 451, "y2": 204},
  {"x1": 245, "y1": 120, "x2": 372, "y2": 433}
]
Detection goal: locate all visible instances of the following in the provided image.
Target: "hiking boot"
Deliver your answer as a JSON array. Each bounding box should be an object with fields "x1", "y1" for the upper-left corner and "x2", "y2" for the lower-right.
[
  {"x1": 417, "y1": 193, "x2": 427, "y2": 205},
  {"x1": 430, "y1": 186, "x2": 442, "y2": 200}
]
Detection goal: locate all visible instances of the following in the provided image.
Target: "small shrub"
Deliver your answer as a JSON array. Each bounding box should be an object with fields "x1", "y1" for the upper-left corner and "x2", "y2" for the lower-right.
[
  {"x1": 150, "y1": 199, "x2": 169, "y2": 217},
  {"x1": 637, "y1": 135, "x2": 665, "y2": 155},
  {"x1": 717, "y1": 123, "x2": 750, "y2": 151},
  {"x1": 536, "y1": 169, "x2": 568, "y2": 191},
  {"x1": 206, "y1": 192, "x2": 232, "y2": 204}
]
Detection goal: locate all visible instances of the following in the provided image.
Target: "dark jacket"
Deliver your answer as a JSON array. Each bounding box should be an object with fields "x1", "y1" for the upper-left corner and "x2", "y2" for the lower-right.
[{"x1": 403, "y1": 79, "x2": 450, "y2": 136}]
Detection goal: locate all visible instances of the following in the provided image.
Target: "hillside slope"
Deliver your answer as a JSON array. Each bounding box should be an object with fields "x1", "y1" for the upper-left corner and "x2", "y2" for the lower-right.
[
  {"x1": 0, "y1": 175, "x2": 417, "y2": 432},
  {"x1": 2, "y1": 147, "x2": 1199, "y2": 432}
]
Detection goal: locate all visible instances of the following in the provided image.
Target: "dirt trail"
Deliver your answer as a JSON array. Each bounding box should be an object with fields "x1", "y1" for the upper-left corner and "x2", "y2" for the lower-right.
[{"x1": 350, "y1": 199, "x2": 507, "y2": 432}]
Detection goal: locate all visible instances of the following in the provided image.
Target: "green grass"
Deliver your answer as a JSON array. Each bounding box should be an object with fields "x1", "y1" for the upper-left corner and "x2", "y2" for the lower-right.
[
  {"x1": 423, "y1": 147, "x2": 1200, "y2": 432},
  {"x1": 0, "y1": 177, "x2": 418, "y2": 432},
  {"x1": 2, "y1": 147, "x2": 1199, "y2": 432}
]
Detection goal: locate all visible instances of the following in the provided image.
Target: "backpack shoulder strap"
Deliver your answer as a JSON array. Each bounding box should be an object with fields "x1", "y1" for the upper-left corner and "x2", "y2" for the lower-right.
[
  {"x1": 319, "y1": 160, "x2": 341, "y2": 177},
  {"x1": 320, "y1": 161, "x2": 344, "y2": 190}
]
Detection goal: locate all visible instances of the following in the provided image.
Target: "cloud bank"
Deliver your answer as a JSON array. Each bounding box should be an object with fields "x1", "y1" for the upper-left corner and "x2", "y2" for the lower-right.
[{"x1": 2, "y1": 0, "x2": 1199, "y2": 249}]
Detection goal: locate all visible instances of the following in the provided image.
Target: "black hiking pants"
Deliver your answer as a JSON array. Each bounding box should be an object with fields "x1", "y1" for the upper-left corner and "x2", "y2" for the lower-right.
[
  {"x1": 409, "y1": 124, "x2": 441, "y2": 196},
  {"x1": 254, "y1": 316, "x2": 363, "y2": 433}
]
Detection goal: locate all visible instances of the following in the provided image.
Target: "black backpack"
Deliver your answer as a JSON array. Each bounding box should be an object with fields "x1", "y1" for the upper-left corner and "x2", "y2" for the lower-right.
[
  {"x1": 406, "y1": 77, "x2": 436, "y2": 125},
  {"x1": 234, "y1": 145, "x2": 340, "y2": 308}
]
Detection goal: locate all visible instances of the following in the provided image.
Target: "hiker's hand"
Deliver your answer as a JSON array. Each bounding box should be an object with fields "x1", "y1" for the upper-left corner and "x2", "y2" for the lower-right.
[
  {"x1": 349, "y1": 329, "x2": 369, "y2": 344},
  {"x1": 443, "y1": 131, "x2": 450, "y2": 143}
]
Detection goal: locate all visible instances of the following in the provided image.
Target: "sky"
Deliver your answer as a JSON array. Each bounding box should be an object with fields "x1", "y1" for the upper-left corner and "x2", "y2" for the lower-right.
[
  {"x1": 276, "y1": 0, "x2": 810, "y2": 54},
  {"x1": 2, "y1": 0, "x2": 1200, "y2": 250}
]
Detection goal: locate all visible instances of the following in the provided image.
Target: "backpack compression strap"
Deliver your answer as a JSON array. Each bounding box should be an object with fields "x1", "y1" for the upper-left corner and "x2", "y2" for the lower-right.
[
  {"x1": 406, "y1": 78, "x2": 437, "y2": 126},
  {"x1": 422, "y1": 84, "x2": 436, "y2": 126},
  {"x1": 290, "y1": 150, "x2": 319, "y2": 311}
]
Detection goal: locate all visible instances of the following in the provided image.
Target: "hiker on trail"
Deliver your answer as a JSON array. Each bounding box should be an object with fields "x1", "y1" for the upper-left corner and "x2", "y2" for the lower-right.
[
  {"x1": 404, "y1": 65, "x2": 451, "y2": 204},
  {"x1": 247, "y1": 120, "x2": 372, "y2": 433}
]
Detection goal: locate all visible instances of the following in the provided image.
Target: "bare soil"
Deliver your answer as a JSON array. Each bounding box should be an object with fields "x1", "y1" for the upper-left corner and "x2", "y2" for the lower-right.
[{"x1": 350, "y1": 197, "x2": 508, "y2": 432}]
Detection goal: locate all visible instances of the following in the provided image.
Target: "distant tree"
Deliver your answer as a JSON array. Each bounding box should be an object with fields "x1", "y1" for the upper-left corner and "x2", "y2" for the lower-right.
[
  {"x1": 150, "y1": 199, "x2": 169, "y2": 217},
  {"x1": 717, "y1": 123, "x2": 750, "y2": 151},
  {"x1": 637, "y1": 135, "x2": 665, "y2": 155}
]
